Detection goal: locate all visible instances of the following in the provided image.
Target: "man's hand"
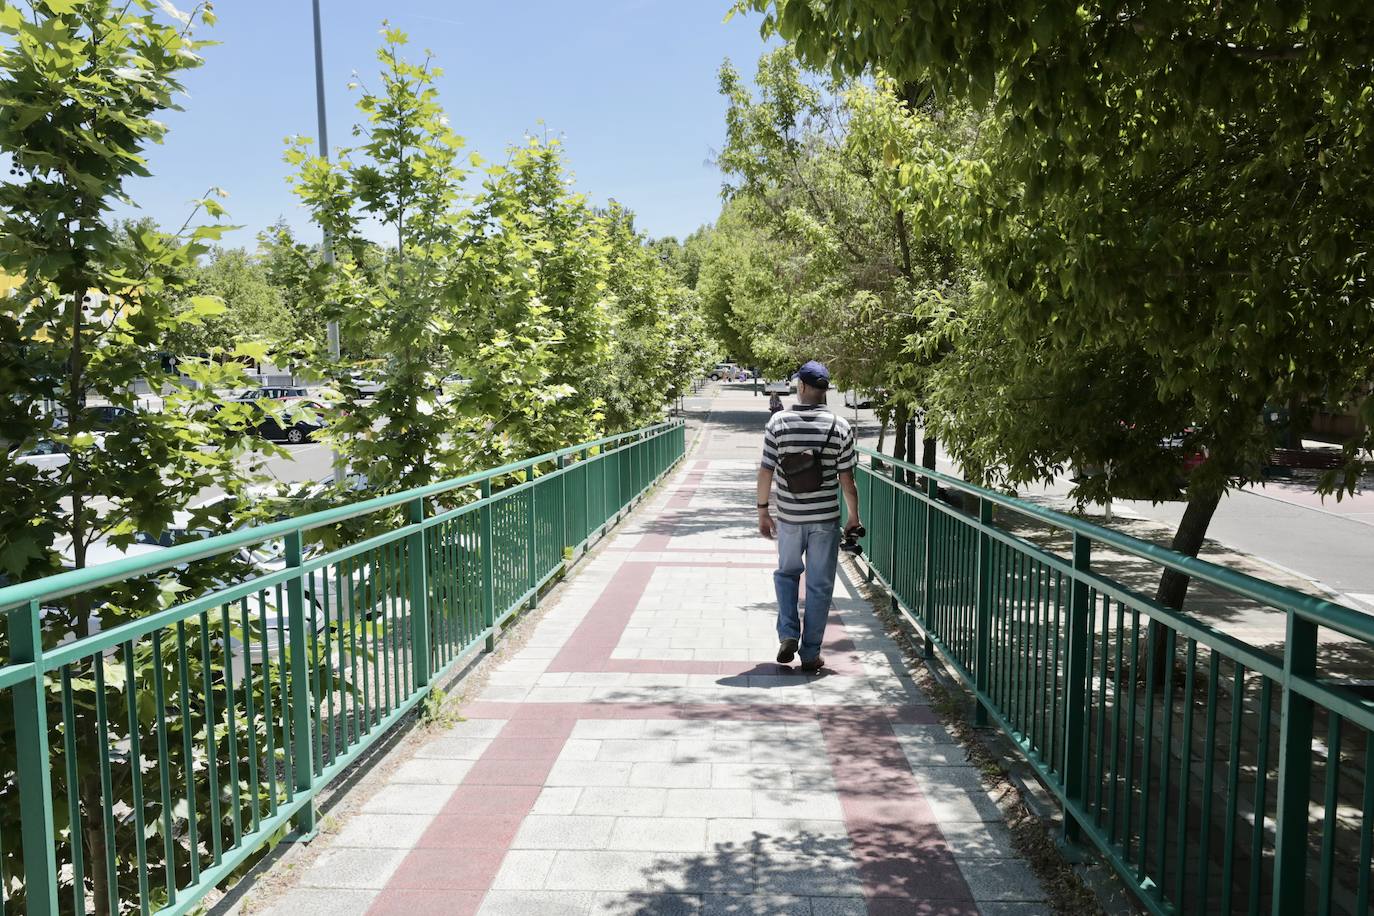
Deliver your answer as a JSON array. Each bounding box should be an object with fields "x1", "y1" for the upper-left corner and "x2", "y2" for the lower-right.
[
  {"x1": 844, "y1": 517, "x2": 863, "y2": 535},
  {"x1": 758, "y1": 509, "x2": 776, "y2": 539}
]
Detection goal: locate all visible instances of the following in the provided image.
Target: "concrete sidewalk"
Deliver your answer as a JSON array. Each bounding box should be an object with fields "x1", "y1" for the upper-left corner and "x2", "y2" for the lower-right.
[{"x1": 250, "y1": 391, "x2": 1047, "y2": 916}]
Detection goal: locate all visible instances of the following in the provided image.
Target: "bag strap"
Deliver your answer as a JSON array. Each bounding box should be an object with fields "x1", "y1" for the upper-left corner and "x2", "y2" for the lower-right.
[{"x1": 818, "y1": 415, "x2": 838, "y2": 460}]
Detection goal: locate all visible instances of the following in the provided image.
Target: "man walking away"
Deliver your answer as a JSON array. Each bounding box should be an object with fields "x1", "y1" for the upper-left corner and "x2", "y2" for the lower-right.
[{"x1": 756, "y1": 360, "x2": 862, "y2": 672}]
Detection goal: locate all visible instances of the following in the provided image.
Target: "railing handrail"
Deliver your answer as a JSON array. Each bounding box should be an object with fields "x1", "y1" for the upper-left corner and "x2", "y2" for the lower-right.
[
  {"x1": 860, "y1": 445, "x2": 1374, "y2": 643},
  {"x1": 1, "y1": 420, "x2": 682, "y2": 613}
]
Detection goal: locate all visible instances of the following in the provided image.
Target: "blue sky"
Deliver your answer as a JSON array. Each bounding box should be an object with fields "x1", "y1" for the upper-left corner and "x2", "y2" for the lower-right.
[{"x1": 118, "y1": 1, "x2": 775, "y2": 249}]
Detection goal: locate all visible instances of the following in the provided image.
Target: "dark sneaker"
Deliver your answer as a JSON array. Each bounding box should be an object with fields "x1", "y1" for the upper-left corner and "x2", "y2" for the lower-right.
[
  {"x1": 776, "y1": 638, "x2": 799, "y2": 664},
  {"x1": 800, "y1": 655, "x2": 825, "y2": 673}
]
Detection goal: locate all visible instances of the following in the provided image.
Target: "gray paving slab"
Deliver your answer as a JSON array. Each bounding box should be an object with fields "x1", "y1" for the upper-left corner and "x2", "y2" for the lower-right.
[
  {"x1": 576, "y1": 786, "x2": 670, "y2": 817},
  {"x1": 591, "y1": 892, "x2": 703, "y2": 915},
  {"x1": 662, "y1": 788, "x2": 754, "y2": 818},
  {"x1": 807, "y1": 898, "x2": 870, "y2": 916},
  {"x1": 479, "y1": 890, "x2": 597, "y2": 915},
  {"x1": 331, "y1": 813, "x2": 433, "y2": 849},
  {"x1": 296, "y1": 847, "x2": 408, "y2": 889},
  {"x1": 936, "y1": 820, "x2": 1019, "y2": 859},
  {"x1": 490, "y1": 849, "x2": 558, "y2": 890},
  {"x1": 533, "y1": 786, "x2": 585, "y2": 815},
  {"x1": 513, "y1": 814, "x2": 617, "y2": 850},
  {"x1": 391, "y1": 757, "x2": 477, "y2": 784},
  {"x1": 254, "y1": 888, "x2": 377, "y2": 916},
  {"x1": 913, "y1": 767, "x2": 1006, "y2": 823},
  {"x1": 544, "y1": 850, "x2": 677, "y2": 893},
  {"x1": 699, "y1": 895, "x2": 812, "y2": 916},
  {"x1": 360, "y1": 782, "x2": 455, "y2": 815},
  {"x1": 955, "y1": 857, "x2": 1046, "y2": 903},
  {"x1": 607, "y1": 817, "x2": 709, "y2": 852}
]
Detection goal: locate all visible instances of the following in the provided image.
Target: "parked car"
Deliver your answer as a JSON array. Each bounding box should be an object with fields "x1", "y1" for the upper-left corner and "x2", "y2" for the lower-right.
[
  {"x1": 1162, "y1": 430, "x2": 1208, "y2": 475},
  {"x1": 255, "y1": 399, "x2": 327, "y2": 444},
  {"x1": 10, "y1": 434, "x2": 108, "y2": 477},
  {"x1": 52, "y1": 404, "x2": 135, "y2": 430},
  {"x1": 234, "y1": 386, "x2": 309, "y2": 402},
  {"x1": 843, "y1": 389, "x2": 874, "y2": 409},
  {"x1": 709, "y1": 363, "x2": 738, "y2": 381},
  {"x1": 346, "y1": 371, "x2": 383, "y2": 396},
  {"x1": 763, "y1": 379, "x2": 791, "y2": 395},
  {"x1": 11, "y1": 438, "x2": 73, "y2": 475}
]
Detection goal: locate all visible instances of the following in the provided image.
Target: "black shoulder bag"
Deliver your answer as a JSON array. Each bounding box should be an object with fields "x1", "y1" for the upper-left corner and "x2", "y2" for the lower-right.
[{"x1": 778, "y1": 415, "x2": 837, "y2": 494}]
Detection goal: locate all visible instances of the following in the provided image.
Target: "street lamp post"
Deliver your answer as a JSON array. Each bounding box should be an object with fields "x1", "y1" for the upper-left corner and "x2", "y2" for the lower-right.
[{"x1": 311, "y1": 0, "x2": 345, "y2": 486}]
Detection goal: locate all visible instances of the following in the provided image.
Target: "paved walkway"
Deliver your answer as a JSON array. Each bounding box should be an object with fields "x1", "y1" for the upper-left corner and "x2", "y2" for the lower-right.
[{"x1": 254, "y1": 388, "x2": 1047, "y2": 916}]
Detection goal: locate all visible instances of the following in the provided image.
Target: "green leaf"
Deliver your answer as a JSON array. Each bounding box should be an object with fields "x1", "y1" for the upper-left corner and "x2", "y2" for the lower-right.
[
  {"x1": 232, "y1": 340, "x2": 271, "y2": 364},
  {"x1": 186, "y1": 294, "x2": 226, "y2": 318}
]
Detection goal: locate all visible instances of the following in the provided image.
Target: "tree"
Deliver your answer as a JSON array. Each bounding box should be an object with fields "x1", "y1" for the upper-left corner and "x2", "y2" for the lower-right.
[
  {"x1": 165, "y1": 246, "x2": 291, "y2": 357},
  {"x1": 448, "y1": 136, "x2": 610, "y2": 466},
  {"x1": 711, "y1": 46, "x2": 976, "y2": 465},
  {"x1": 0, "y1": 2, "x2": 295, "y2": 911},
  {"x1": 286, "y1": 26, "x2": 472, "y2": 494},
  {"x1": 745, "y1": 0, "x2": 1374, "y2": 615},
  {"x1": 256, "y1": 219, "x2": 330, "y2": 352},
  {"x1": 694, "y1": 196, "x2": 797, "y2": 374},
  {"x1": 598, "y1": 202, "x2": 683, "y2": 431}
]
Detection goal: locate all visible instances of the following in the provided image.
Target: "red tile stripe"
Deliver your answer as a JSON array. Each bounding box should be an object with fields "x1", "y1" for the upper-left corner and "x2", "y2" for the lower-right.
[
  {"x1": 368, "y1": 701, "x2": 970, "y2": 915},
  {"x1": 635, "y1": 460, "x2": 711, "y2": 550},
  {"x1": 819, "y1": 708, "x2": 977, "y2": 910},
  {"x1": 366, "y1": 718, "x2": 576, "y2": 916}
]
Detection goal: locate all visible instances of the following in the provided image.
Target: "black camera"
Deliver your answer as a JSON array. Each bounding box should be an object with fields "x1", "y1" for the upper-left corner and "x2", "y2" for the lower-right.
[{"x1": 840, "y1": 524, "x2": 866, "y2": 556}]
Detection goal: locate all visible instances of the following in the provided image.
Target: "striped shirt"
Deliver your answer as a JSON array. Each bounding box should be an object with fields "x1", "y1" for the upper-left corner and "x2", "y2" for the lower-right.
[{"x1": 761, "y1": 404, "x2": 856, "y2": 524}]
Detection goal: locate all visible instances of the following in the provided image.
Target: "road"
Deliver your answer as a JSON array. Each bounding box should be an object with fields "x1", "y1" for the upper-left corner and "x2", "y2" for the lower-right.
[
  {"x1": 190, "y1": 441, "x2": 334, "y2": 507},
  {"x1": 1108, "y1": 487, "x2": 1374, "y2": 611}
]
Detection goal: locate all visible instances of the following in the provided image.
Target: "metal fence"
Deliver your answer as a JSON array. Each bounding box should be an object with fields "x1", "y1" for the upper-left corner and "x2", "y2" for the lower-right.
[
  {"x1": 855, "y1": 448, "x2": 1374, "y2": 916},
  {"x1": 0, "y1": 420, "x2": 686, "y2": 916}
]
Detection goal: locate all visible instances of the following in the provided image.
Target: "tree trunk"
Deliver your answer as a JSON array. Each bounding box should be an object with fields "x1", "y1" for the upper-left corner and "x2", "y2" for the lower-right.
[
  {"x1": 1148, "y1": 490, "x2": 1222, "y2": 681},
  {"x1": 893, "y1": 404, "x2": 910, "y2": 465},
  {"x1": 922, "y1": 436, "x2": 936, "y2": 470}
]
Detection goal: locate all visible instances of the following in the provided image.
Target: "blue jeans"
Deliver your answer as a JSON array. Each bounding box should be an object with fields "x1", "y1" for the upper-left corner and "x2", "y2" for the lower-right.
[{"x1": 773, "y1": 520, "x2": 841, "y2": 661}]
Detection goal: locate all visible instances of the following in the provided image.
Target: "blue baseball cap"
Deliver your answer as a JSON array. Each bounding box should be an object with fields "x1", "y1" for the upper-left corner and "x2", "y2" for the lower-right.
[{"x1": 796, "y1": 360, "x2": 830, "y2": 389}]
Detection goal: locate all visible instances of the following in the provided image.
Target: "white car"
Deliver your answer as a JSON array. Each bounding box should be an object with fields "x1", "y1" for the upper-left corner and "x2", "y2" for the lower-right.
[
  {"x1": 346, "y1": 371, "x2": 383, "y2": 396},
  {"x1": 843, "y1": 389, "x2": 874, "y2": 409},
  {"x1": 709, "y1": 363, "x2": 738, "y2": 381},
  {"x1": 10, "y1": 434, "x2": 107, "y2": 477},
  {"x1": 12, "y1": 438, "x2": 72, "y2": 474}
]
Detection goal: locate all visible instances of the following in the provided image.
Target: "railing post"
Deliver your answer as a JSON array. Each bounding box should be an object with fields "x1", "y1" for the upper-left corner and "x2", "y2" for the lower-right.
[
  {"x1": 12, "y1": 600, "x2": 59, "y2": 915},
  {"x1": 285, "y1": 531, "x2": 317, "y2": 837},
  {"x1": 480, "y1": 479, "x2": 497, "y2": 652},
  {"x1": 557, "y1": 454, "x2": 569, "y2": 552},
  {"x1": 887, "y1": 462, "x2": 899, "y2": 587},
  {"x1": 408, "y1": 496, "x2": 431, "y2": 687},
  {"x1": 585, "y1": 447, "x2": 596, "y2": 541},
  {"x1": 1272, "y1": 611, "x2": 1318, "y2": 914},
  {"x1": 974, "y1": 496, "x2": 993, "y2": 727},
  {"x1": 921, "y1": 475, "x2": 937, "y2": 659},
  {"x1": 1062, "y1": 531, "x2": 1093, "y2": 842},
  {"x1": 526, "y1": 472, "x2": 538, "y2": 609}
]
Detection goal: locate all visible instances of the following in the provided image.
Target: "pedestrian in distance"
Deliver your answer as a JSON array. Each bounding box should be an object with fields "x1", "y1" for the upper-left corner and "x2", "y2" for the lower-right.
[
  {"x1": 768, "y1": 391, "x2": 784, "y2": 415},
  {"x1": 755, "y1": 360, "x2": 862, "y2": 673}
]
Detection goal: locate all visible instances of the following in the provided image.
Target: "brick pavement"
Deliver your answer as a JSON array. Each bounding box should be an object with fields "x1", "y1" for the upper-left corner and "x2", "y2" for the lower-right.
[{"x1": 255, "y1": 387, "x2": 1048, "y2": 916}]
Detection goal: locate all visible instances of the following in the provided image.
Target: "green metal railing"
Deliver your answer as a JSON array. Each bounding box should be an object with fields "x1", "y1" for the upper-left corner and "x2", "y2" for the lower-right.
[
  {"x1": 0, "y1": 420, "x2": 686, "y2": 915},
  {"x1": 856, "y1": 448, "x2": 1374, "y2": 916}
]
